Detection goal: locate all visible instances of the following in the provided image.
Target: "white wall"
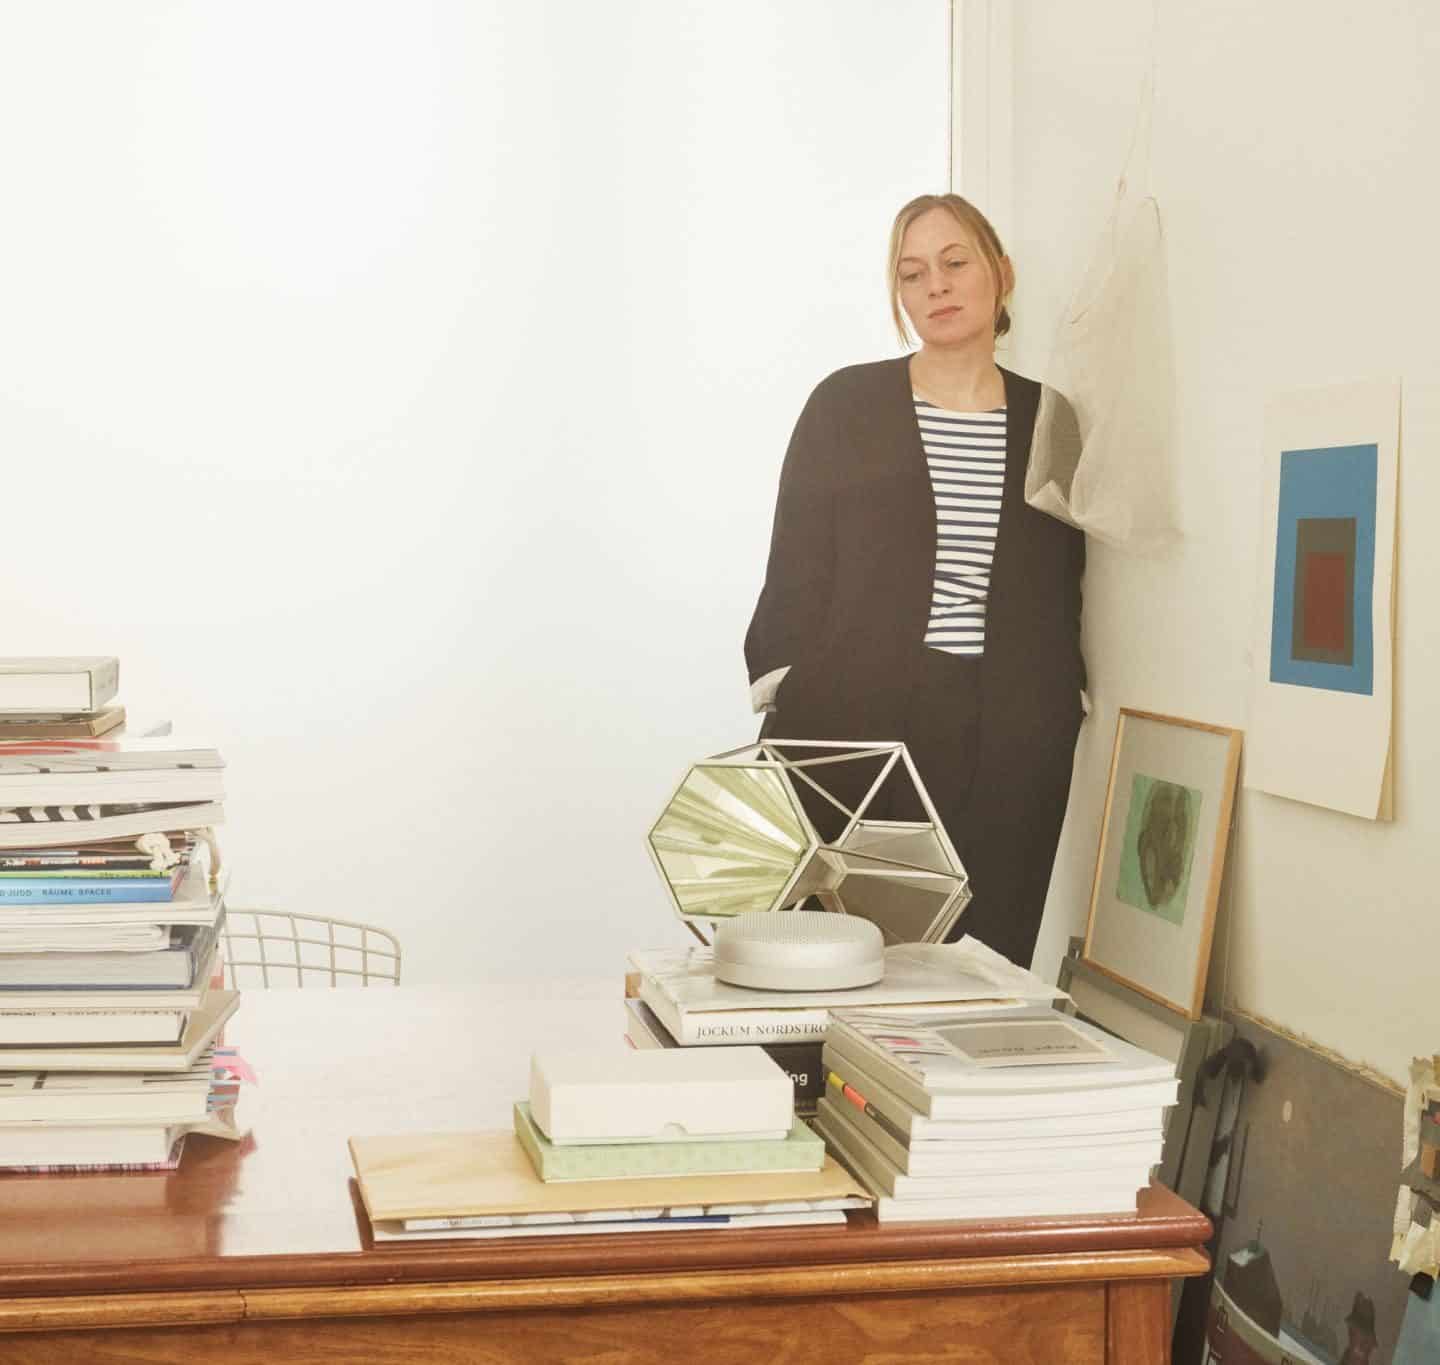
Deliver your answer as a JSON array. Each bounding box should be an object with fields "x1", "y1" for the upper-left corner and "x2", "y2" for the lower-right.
[
  {"x1": 0, "y1": 2, "x2": 950, "y2": 983},
  {"x1": 1009, "y1": 1, "x2": 1439, "y2": 1086}
]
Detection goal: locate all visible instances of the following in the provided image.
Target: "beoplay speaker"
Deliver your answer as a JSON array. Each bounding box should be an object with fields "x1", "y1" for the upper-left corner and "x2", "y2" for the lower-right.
[{"x1": 712, "y1": 911, "x2": 885, "y2": 991}]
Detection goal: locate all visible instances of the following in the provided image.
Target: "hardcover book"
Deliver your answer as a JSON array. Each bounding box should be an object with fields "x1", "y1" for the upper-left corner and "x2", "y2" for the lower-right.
[
  {"x1": 0, "y1": 658, "x2": 118, "y2": 714},
  {"x1": 0, "y1": 1007, "x2": 186, "y2": 1047},
  {"x1": 0, "y1": 985, "x2": 237, "y2": 1070},
  {"x1": 0, "y1": 706, "x2": 125, "y2": 739},
  {"x1": 0, "y1": 919, "x2": 219, "y2": 991},
  {"x1": 629, "y1": 937, "x2": 1058, "y2": 1047},
  {"x1": 0, "y1": 1051, "x2": 215, "y2": 1124}
]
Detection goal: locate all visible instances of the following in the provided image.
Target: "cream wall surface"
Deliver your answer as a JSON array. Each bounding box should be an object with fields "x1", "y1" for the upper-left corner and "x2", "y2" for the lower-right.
[
  {"x1": 0, "y1": 2, "x2": 950, "y2": 984},
  {"x1": 1010, "y1": 0, "x2": 1438, "y2": 1085}
]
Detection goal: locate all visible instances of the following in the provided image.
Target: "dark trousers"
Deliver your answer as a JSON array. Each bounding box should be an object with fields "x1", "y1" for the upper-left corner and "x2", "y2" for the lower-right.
[{"x1": 763, "y1": 645, "x2": 1070, "y2": 968}]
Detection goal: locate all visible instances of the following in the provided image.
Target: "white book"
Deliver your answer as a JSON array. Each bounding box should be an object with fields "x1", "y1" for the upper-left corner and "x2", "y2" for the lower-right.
[
  {"x1": 0, "y1": 1008, "x2": 185, "y2": 1047},
  {"x1": 0, "y1": 953, "x2": 217, "y2": 1012},
  {"x1": 873, "y1": 1187, "x2": 1140, "y2": 1223},
  {"x1": 0, "y1": 1054, "x2": 214, "y2": 1123},
  {"x1": 826, "y1": 1011, "x2": 1176, "y2": 1118},
  {"x1": 821, "y1": 1041, "x2": 1179, "y2": 1129},
  {"x1": 817, "y1": 1097, "x2": 1162, "y2": 1193},
  {"x1": 0, "y1": 1106, "x2": 241, "y2": 1168},
  {"x1": 0, "y1": 769, "x2": 225, "y2": 808},
  {"x1": 0, "y1": 802, "x2": 225, "y2": 851},
  {"x1": 0, "y1": 922, "x2": 170, "y2": 953},
  {"x1": 816, "y1": 1108, "x2": 1141, "y2": 1222},
  {"x1": 630, "y1": 938, "x2": 1060, "y2": 1047},
  {"x1": 0, "y1": 1122, "x2": 181, "y2": 1167},
  {"x1": 0, "y1": 987, "x2": 237, "y2": 1071},
  {"x1": 0, "y1": 659, "x2": 118, "y2": 714}
]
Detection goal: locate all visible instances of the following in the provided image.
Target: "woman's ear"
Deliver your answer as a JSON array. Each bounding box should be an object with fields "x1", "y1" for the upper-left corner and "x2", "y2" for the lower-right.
[{"x1": 998, "y1": 255, "x2": 1016, "y2": 304}]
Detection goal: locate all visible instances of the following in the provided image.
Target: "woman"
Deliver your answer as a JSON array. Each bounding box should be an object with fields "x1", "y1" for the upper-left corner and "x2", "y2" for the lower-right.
[{"x1": 744, "y1": 193, "x2": 1085, "y2": 968}]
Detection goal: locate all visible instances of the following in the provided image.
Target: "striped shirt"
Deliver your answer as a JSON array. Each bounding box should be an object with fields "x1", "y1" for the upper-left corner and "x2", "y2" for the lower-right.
[{"x1": 914, "y1": 398, "x2": 1007, "y2": 656}]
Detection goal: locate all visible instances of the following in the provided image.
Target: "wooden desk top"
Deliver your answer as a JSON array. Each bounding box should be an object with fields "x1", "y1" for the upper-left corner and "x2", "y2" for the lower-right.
[{"x1": 0, "y1": 986, "x2": 1211, "y2": 1301}]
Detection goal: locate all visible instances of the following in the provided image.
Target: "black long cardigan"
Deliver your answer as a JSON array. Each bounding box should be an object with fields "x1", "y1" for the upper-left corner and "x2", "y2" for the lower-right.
[{"x1": 745, "y1": 356, "x2": 1086, "y2": 964}]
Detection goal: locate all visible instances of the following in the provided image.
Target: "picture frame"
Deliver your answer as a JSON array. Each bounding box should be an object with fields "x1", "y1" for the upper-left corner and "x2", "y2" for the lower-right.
[{"x1": 1082, "y1": 709, "x2": 1243, "y2": 1019}]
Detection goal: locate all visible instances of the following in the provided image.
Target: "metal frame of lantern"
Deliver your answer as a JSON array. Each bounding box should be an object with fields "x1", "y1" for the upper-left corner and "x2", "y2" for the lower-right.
[{"x1": 646, "y1": 739, "x2": 971, "y2": 948}]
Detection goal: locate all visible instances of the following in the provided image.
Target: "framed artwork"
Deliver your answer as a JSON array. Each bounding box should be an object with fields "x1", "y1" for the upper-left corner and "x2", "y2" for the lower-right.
[{"x1": 1082, "y1": 709, "x2": 1242, "y2": 1018}]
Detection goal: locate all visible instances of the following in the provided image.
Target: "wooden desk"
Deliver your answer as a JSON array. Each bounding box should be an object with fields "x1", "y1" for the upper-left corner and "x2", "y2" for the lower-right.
[{"x1": 0, "y1": 987, "x2": 1210, "y2": 1363}]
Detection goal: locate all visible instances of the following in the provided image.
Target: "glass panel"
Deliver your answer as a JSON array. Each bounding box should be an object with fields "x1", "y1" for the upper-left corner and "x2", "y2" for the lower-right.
[
  {"x1": 835, "y1": 821, "x2": 957, "y2": 875},
  {"x1": 825, "y1": 846, "x2": 971, "y2": 944},
  {"x1": 649, "y1": 764, "x2": 810, "y2": 920}
]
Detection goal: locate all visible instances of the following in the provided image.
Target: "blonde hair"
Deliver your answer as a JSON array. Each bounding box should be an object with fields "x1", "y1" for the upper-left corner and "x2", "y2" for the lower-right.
[{"x1": 887, "y1": 194, "x2": 1013, "y2": 347}]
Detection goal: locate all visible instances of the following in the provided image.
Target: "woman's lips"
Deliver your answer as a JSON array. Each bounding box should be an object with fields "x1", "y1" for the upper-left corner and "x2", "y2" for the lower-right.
[{"x1": 929, "y1": 306, "x2": 960, "y2": 318}]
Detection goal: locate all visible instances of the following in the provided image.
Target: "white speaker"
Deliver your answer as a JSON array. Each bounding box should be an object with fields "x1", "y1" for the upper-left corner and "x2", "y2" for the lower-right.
[{"x1": 712, "y1": 911, "x2": 885, "y2": 991}]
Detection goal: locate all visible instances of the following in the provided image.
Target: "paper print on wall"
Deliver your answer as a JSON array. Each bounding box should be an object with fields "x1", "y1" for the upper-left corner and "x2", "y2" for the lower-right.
[
  {"x1": 1114, "y1": 774, "x2": 1202, "y2": 925},
  {"x1": 1268, "y1": 444, "x2": 1377, "y2": 695},
  {"x1": 1245, "y1": 380, "x2": 1399, "y2": 821}
]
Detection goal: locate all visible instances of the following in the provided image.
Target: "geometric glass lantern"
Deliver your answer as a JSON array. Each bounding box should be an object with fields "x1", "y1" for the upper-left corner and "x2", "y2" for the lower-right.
[{"x1": 647, "y1": 739, "x2": 971, "y2": 947}]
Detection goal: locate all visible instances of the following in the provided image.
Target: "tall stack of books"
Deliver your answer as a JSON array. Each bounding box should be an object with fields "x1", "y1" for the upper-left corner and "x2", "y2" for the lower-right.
[
  {"x1": 815, "y1": 1007, "x2": 1180, "y2": 1223},
  {"x1": 349, "y1": 1048, "x2": 872, "y2": 1242},
  {"x1": 625, "y1": 937, "x2": 1064, "y2": 1118},
  {"x1": 0, "y1": 657, "x2": 242, "y2": 1171}
]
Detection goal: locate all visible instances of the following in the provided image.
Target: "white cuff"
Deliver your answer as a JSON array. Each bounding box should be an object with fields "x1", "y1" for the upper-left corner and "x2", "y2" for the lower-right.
[{"x1": 750, "y1": 665, "x2": 792, "y2": 714}]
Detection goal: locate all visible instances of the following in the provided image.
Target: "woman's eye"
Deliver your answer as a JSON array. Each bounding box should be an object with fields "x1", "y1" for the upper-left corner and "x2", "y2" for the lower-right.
[
  {"x1": 946, "y1": 259, "x2": 968, "y2": 270},
  {"x1": 901, "y1": 272, "x2": 920, "y2": 283}
]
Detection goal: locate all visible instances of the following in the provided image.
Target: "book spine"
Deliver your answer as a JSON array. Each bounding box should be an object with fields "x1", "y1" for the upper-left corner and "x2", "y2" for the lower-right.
[
  {"x1": 824, "y1": 1022, "x2": 930, "y2": 1113},
  {"x1": 638, "y1": 978, "x2": 830, "y2": 1046},
  {"x1": 821, "y1": 1047, "x2": 921, "y2": 1136},
  {"x1": 0, "y1": 867, "x2": 169, "y2": 878},
  {"x1": 0, "y1": 879, "x2": 173, "y2": 903},
  {"x1": 92, "y1": 658, "x2": 119, "y2": 710},
  {"x1": 0, "y1": 857, "x2": 159, "y2": 870}
]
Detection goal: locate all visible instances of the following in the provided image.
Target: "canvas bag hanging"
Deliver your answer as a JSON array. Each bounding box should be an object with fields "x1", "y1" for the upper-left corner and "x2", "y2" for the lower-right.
[{"x1": 1026, "y1": 80, "x2": 1178, "y2": 553}]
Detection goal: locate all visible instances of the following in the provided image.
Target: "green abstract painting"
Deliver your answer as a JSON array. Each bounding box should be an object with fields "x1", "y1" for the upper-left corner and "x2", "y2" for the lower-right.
[{"x1": 1115, "y1": 774, "x2": 1203, "y2": 925}]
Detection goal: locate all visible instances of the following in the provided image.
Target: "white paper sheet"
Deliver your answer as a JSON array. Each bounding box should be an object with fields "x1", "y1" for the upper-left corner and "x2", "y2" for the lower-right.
[{"x1": 1245, "y1": 379, "x2": 1399, "y2": 819}]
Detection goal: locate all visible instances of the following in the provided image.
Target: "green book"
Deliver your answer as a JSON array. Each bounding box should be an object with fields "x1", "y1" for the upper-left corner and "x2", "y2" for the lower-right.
[{"x1": 513, "y1": 1102, "x2": 825, "y2": 1183}]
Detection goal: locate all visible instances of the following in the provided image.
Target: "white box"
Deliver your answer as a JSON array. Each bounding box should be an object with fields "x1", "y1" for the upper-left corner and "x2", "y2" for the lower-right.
[{"x1": 529, "y1": 1046, "x2": 793, "y2": 1145}]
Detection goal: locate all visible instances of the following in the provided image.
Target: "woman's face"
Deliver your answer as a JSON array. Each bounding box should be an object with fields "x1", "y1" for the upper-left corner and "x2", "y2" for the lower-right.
[{"x1": 897, "y1": 207, "x2": 1008, "y2": 350}]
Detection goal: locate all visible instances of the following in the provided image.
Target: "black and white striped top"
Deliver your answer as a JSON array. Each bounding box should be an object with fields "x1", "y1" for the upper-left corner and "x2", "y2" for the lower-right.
[{"x1": 914, "y1": 398, "x2": 1007, "y2": 656}]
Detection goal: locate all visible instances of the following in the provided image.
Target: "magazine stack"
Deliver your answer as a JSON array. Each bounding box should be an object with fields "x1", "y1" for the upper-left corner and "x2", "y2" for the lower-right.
[
  {"x1": 815, "y1": 1007, "x2": 1181, "y2": 1223},
  {"x1": 625, "y1": 936, "x2": 1065, "y2": 1119},
  {"x1": 0, "y1": 657, "x2": 245, "y2": 1171}
]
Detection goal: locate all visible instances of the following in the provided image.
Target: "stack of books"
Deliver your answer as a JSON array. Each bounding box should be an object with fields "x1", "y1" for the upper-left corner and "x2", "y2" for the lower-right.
[
  {"x1": 349, "y1": 1047, "x2": 871, "y2": 1242},
  {"x1": 815, "y1": 1008, "x2": 1180, "y2": 1223},
  {"x1": 0, "y1": 656, "x2": 243, "y2": 1171},
  {"x1": 0, "y1": 657, "x2": 126, "y2": 740},
  {"x1": 625, "y1": 937, "x2": 1064, "y2": 1118}
]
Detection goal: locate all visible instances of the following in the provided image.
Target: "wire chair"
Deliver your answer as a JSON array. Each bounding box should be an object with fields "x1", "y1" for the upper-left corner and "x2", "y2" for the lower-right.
[{"x1": 220, "y1": 909, "x2": 402, "y2": 988}]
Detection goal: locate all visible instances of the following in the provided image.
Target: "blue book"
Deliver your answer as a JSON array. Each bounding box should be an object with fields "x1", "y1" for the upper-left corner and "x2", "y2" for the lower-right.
[{"x1": 0, "y1": 879, "x2": 173, "y2": 904}]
